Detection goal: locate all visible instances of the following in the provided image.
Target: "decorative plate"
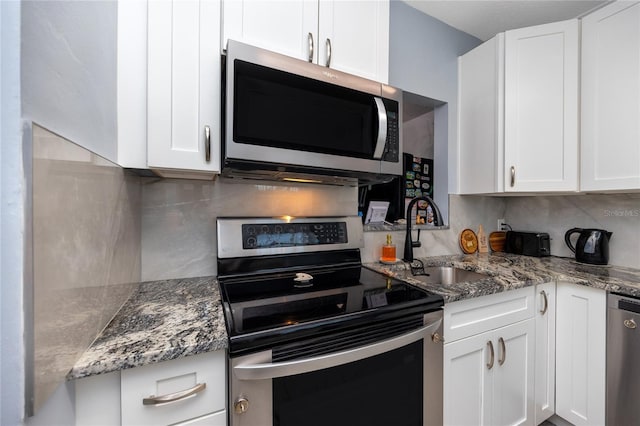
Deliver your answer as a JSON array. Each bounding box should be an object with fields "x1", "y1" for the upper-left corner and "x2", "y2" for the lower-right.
[{"x1": 460, "y1": 229, "x2": 479, "y2": 254}]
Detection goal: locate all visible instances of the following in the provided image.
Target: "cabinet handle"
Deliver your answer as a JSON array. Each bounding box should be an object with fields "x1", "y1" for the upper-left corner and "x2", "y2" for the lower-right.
[
  {"x1": 142, "y1": 382, "x2": 206, "y2": 406},
  {"x1": 307, "y1": 32, "x2": 314, "y2": 62},
  {"x1": 510, "y1": 166, "x2": 515, "y2": 187},
  {"x1": 325, "y1": 38, "x2": 332, "y2": 67},
  {"x1": 204, "y1": 125, "x2": 211, "y2": 162},
  {"x1": 540, "y1": 290, "x2": 549, "y2": 315},
  {"x1": 486, "y1": 341, "x2": 494, "y2": 370},
  {"x1": 498, "y1": 337, "x2": 506, "y2": 366}
]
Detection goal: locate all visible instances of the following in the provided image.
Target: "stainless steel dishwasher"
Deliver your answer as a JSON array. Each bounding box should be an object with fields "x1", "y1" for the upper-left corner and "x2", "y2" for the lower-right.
[{"x1": 606, "y1": 293, "x2": 640, "y2": 425}]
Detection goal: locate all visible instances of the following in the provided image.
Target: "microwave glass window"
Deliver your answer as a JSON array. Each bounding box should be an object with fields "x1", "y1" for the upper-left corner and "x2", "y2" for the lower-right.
[{"x1": 234, "y1": 60, "x2": 384, "y2": 159}]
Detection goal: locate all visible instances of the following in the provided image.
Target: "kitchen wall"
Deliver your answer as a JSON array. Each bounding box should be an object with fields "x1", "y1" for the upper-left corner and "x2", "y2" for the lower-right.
[
  {"x1": 390, "y1": 1, "x2": 481, "y2": 200},
  {"x1": 21, "y1": 0, "x2": 117, "y2": 162},
  {"x1": 389, "y1": 0, "x2": 481, "y2": 223},
  {"x1": 141, "y1": 178, "x2": 357, "y2": 280},
  {"x1": 505, "y1": 193, "x2": 640, "y2": 268},
  {"x1": 29, "y1": 125, "x2": 141, "y2": 416},
  {"x1": 1, "y1": 2, "x2": 24, "y2": 424}
]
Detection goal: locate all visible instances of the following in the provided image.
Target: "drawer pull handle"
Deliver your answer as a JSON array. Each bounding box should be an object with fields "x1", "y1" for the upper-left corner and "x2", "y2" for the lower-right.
[
  {"x1": 510, "y1": 166, "x2": 515, "y2": 187},
  {"x1": 540, "y1": 290, "x2": 549, "y2": 315},
  {"x1": 486, "y1": 341, "x2": 494, "y2": 370},
  {"x1": 498, "y1": 337, "x2": 506, "y2": 366},
  {"x1": 142, "y1": 382, "x2": 206, "y2": 406}
]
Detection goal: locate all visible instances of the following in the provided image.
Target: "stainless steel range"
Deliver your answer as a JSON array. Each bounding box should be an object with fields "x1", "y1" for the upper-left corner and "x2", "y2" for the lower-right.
[{"x1": 217, "y1": 216, "x2": 444, "y2": 426}]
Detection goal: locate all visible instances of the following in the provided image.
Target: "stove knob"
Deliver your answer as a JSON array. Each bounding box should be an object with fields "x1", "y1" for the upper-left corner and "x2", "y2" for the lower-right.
[{"x1": 234, "y1": 397, "x2": 249, "y2": 414}]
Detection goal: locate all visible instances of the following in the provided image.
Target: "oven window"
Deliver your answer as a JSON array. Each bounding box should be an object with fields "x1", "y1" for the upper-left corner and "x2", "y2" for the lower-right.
[{"x1": 273, "y1": 340, "x2": 423, "y2": 426}]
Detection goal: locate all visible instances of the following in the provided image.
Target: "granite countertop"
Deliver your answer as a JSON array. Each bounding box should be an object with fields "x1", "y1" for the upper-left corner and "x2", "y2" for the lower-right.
[
  {"x1": 69, "y1": 253, "x2": 640, "y2": 380},
  {"x1": 67, "y1": 276, "x2": 227, "y2": 380},
  {"x1": 364, "y1": 252, "x2": 640, "y2": 303}
]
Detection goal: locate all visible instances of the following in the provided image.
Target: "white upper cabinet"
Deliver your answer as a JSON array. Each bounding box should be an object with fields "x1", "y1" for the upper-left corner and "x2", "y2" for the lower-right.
[
  {"x1": 458, "y1": 19, "x2": 579, "y2": 194},
  {"x1": 222, "y1": 0, "x2": 389, "y2": 83},
  {"x1": 581, "y1": 1, "x2": 640, "y2": 191},
  {"x1": 147, "y1": 0, "x2": 221, "y2": 178},
  {"x1": 504, "y1": 19, "x2": 579, "y2": 192},
  {"x1": 117, "y1": 0, "x2": 148, "y2": 169},
  {"x1": 458, "y1": 34, "x2": 504, "y2": 194},
  {"x1": 317, "y1": 1, "x2": 389, "y2": 82},
  {"x1": 222, "y1": 0, "x2": 318, "y2": 62}
]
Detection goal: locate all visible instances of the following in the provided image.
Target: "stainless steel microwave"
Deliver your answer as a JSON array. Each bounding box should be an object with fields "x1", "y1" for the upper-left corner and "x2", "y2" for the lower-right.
[{"x1": 222, "y1": 40, "x2": 403, "y2": 185}]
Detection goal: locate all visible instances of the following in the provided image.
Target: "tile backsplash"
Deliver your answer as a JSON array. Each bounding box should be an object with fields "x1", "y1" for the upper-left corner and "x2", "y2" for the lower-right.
[
  {"x1": 141, "y1": 177, "x2": 358, "y2": 281},
  {"x1": 504, "y1": 193, "x2": 640, "y2": 268},
  {"x1": 31, "y1": 124, "x2": 141, "y2": 412}
]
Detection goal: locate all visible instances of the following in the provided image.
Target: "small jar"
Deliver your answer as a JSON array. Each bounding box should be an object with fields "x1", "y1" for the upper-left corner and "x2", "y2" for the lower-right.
[{"x1": 381, "y1": 234, "x2": 396, "y2": 262}]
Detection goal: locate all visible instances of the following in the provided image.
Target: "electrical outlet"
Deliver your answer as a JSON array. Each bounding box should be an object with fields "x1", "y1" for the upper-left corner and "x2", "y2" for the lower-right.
[{"x1": 497, "y1": 218, "x2": 507, "y2": 231}]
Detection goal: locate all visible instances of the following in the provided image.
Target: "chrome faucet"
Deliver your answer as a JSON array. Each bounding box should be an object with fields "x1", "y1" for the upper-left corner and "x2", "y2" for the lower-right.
[{"x1": 403, "y1": 196, "x2": 444, "y2": 263}]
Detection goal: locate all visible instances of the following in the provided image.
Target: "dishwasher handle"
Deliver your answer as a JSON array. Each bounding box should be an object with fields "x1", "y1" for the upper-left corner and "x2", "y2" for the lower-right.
[{"x1": 234, "y1": 318, "x2": 442, "y2": 381}]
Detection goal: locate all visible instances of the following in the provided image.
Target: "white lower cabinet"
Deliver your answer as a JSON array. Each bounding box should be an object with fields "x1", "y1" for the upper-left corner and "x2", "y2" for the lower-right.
[
  {"x1": 443, "y1": 287, "x2": 535, "y2": 426},
  {"x1": 75, "y1": 350, "x2": 227, "y2": 426},
  {"x1": 555, "y1": 282, "x2": 606, "y2": 426},
  {"x1": 534, "y1": 282, "x2": 556, "y2": 425}
]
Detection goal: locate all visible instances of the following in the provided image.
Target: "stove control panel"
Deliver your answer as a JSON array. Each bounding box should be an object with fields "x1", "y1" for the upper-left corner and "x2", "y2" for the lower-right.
[{"x1": 242, "y1": 222, "x2": 348, "y2": 249}]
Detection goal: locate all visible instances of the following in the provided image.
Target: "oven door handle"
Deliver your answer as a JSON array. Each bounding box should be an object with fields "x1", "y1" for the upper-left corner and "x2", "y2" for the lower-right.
[{"x1": 233, "y1": 317, "x2": 442, "y2": 381}]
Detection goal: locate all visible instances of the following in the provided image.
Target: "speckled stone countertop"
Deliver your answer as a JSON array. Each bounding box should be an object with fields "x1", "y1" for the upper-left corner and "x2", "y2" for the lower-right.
[
  {"x1": 67, "y1": 276, "x2": 227, "y2": 380},
  {"x1": 365, "y1": 253, "x2": 640, "y2": 303},
  {"x1": 68, "y1": 253, "x2": 640, "y2": 380}
]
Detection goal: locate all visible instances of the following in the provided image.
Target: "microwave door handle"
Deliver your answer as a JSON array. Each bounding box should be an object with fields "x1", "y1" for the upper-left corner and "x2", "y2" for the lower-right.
[
  {"x1": 373, "y1": 97, "x2": 388, "y2": 159},
  {"x1": 233, "y1": 317, "x2": 442, "y2": 381}
]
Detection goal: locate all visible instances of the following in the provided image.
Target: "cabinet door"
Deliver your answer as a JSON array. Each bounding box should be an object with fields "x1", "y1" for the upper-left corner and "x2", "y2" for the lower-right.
[
  {"x1": 581, "y1": 2, "x2": 640, "y2": 191},
  {"x1": 457, "y1": 34, "x2": 504, "y2": 194},
  {"x1": 444, "y1": 332, "x2": 493, "y2": 426},
  {"x1": 318, "y1": 1, "x2": 389, "y2": 83},
  {"x1": 147, "y1": 0, "x2": 221, "y2": 176},
  {"x1": 121, "y1": 351, "x2": 226, "y2": 426},
  {"x1": 222, "y1": 0, "x2": 318, "y2": 62},
  {"x1": 534, "y1": 282, "x2": 555, "y2": 425},
  {"x1": 556, "y1": 282, "x2": 606, "y2": 426},
  {"x1": 117, "y1": 0, "x2": 148, "y2": 169},
  {"x1": 504, "y1": 20, "x2": 579, "y2": 192},
  {"x1": 492, "y1": 319, "x2": 535, "y2": 426}
]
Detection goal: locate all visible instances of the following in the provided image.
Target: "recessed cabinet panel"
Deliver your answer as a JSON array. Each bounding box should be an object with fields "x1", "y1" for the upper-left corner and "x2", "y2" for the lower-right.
[
  {"x1": 318, "y1": 1, "x2": 389, "y2": 83},
  {"x1": 147, "y1": 0, "x2": 221, "y2": 175},
  {"x1": 457, "y1": 34, "x2": 504, "y2": 194},
  {"x1": 555, "y1": 282, "x2": 606, "y2": 426},
  {"x1": 444, "y1": 333, "x2": 493, "y2": 426},
  {"x1": 493, "y1": 319, "x2": 534, "y2": 426},
  {"x1": 222, "y1": 0, "x2": 317, "y2": 61},
  {"x1": 581, "y1": 2, "x2": 640, "y2": 191},
  {"x1": 504, "y1": 20, "x2": 579, "y2": 192},
  {"x1": 534, "y1": 282, "x2": 555, "y2": 424},
  {"x1": 222, "y1": 0, "x2": 389, "y2": 83},
  {"x1": 121, "y1": 351, "x2": 226, "y2": 426}
]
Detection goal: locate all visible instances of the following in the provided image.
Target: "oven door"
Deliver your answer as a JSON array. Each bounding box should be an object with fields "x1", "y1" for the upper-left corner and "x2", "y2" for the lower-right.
[{"x1": 228, "y1": 311, "x2": 443, "y2": 426}]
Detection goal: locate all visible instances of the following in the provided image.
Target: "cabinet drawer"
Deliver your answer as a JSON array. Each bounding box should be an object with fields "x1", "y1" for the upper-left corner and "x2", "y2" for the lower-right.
[
  {"x1": 444, "y1": 286, "x2": 535, "y2": 342},
  {"x1": 121, "y1": 351, "x2": 226, "y2": 426}
]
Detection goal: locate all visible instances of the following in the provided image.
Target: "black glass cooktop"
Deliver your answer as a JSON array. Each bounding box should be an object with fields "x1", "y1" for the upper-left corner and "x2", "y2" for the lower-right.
[{"x1": 218, "y1": 259, "x2": 443, "y2": 355}]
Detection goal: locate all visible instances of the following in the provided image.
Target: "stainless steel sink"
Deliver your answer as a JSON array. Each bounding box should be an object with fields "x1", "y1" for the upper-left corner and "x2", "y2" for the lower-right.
[{"x1": 410, "y1": 266, "x2": 489, "y2": 285}]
